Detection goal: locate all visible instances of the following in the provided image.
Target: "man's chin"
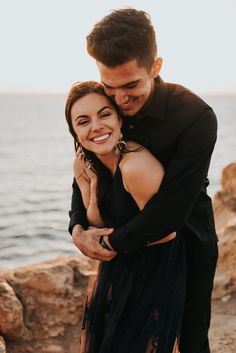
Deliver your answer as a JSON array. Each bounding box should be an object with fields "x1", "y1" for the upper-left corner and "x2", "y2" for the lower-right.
[
  {"x1": 119, "y1": 100, "x2": 141, "y2": 116},
  {"x1": 120, "y1": 107, "x2": 138, "y2": 117}
]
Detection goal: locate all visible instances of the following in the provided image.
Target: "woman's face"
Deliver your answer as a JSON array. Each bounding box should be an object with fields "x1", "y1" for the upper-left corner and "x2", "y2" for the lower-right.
[{"x1": 71, "y1": 93, "x2": 122, "y2": 157}]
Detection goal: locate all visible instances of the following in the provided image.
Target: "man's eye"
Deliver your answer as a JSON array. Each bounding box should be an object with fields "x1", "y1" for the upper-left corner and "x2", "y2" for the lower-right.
[
  {"x1": 125, "y1": 83, "x2": 137, "y2": 89},
  {"x1": 104, "y1": 87, "x2": 113, "y2": 92}
]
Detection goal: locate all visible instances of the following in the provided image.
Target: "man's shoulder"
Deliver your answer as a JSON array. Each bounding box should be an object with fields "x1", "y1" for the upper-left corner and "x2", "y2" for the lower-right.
[
  {"x1": 164, "y1": 81, "x2": 216, "y2": 124},
  {"x1": 166, "y1": 81, "x2": 210, "y2": 110}
]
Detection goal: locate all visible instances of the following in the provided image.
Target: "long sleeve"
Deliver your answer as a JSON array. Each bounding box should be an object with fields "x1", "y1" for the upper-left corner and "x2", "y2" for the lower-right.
[
  {"x1": 68, "y1": 178, "x2": 89, "y2": 234},
  {"x1": 109, "y1": 107, "x2": 217, "y2": 253}
]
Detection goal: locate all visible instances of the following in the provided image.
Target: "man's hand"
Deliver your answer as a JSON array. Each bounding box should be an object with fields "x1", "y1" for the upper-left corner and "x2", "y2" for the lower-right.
[{"x1": 72, "y1": 224, "x2": 117, "y2": 261}]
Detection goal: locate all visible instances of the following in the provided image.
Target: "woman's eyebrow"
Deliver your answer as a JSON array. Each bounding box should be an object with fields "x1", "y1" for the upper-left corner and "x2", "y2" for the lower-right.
[
  {"x1": 97, "y1": 106, "x2": 113, "y2": 114},
  {"x1": 75, "y1": 106, "x2": 112, "y2": 121}
]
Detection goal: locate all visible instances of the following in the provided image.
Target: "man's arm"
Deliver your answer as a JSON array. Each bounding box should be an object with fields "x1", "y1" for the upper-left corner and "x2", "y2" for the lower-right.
[
  {"x1": 69, "y1": 178, "x2": 116, "y2": 261},
  {"x1": 68, "y1": 178, "x2": 89, "y2": 234},
  {"x1": 108, "y1": 107, "x2": 217, "y2": 253}
]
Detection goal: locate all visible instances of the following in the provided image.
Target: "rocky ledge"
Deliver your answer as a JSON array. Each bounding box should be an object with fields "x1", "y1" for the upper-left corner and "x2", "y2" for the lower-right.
[
  {"x1": 212, "y1": 163, "x2": 236, "y2": 298},
  {"x1": 0, "y1": 256, "x2": 95, "y2": 353}
]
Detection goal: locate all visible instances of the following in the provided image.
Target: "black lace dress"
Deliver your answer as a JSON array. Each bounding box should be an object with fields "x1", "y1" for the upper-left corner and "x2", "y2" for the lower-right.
[{"x1": 79, "y1": 166, "x2": 186, "y2": 353}]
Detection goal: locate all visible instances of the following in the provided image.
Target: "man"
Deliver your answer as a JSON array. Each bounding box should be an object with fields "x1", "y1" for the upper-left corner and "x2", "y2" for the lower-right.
[{"x1": 69, "y1": 8, "x2": 218, "y2": 353}]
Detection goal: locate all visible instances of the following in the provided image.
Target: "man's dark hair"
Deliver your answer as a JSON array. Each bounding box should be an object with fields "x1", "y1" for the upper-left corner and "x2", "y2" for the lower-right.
[{"x1": 86, "y1": 8, "x2": 157, "y2": 71}]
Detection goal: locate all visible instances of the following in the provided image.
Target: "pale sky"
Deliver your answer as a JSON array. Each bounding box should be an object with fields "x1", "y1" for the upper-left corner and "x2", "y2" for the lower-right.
[{"x1": 0, "y1": 0, "x2": 235, "y2": 94}]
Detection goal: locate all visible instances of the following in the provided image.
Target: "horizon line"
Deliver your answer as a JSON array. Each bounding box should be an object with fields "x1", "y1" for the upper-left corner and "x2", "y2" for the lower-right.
[{"x1": 0, "y1": 89, "x2": 236, "y2": 96}]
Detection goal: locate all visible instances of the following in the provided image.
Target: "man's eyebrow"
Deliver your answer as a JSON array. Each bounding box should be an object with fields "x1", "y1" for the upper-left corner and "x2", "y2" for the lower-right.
[
  {"x1": 75, "y1": 106, "x2": 112, "y2": 121},
  {"x1": 102, "y1": 80, "x2": 140, "y2": 89}
]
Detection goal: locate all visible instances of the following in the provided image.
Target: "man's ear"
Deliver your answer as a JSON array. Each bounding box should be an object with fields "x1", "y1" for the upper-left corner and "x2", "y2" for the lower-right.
[{"x1": 151, "y1": 57, "x2": 163, "y2": 78}]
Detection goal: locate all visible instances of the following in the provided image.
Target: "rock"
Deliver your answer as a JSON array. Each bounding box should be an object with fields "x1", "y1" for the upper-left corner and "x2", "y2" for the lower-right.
[
  {"x1": 212, "y1": 271, "x2": 235, "y2": 300},
  {"x1": 0, "y1": 256, "x2": 95, "y2": 353},
  {"x1": 212, "y1": 163, "x2": 236, "y2": 298},
  {"x1": 0, "y1": 280, "x2": 28, "y2": 340},
  {"x1": 221, "y1": 294, "x2": 232, "y2": 303},
  {"x1": 221, "y1": 163, "x2": 236, "y2": 199},
  {"x1": 213, "y1": 217, "x2": 236, "y2": 298},
  {"x1": 213, "y1": 163, "x2": 236, "y2": 231},
  {"x1": 0, "y1": 337, "x2": 6, "y2": 353}
]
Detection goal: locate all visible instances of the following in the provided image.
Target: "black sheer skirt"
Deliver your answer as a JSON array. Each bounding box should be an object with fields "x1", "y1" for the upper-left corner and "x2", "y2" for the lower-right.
[{"x1": 79, "y1": 234, "x2": 186, "y2": 353}]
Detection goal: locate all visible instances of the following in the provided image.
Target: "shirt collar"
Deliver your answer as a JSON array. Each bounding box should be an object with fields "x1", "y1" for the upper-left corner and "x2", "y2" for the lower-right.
[
  {"x1": 121, "y1": 76, "x2": 168, "y2": 124},
  {"x1": 140, "y1": 76, "x2": 168, "y2": 120}
]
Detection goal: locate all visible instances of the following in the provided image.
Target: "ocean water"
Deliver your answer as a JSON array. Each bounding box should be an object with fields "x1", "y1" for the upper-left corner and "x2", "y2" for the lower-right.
[{"x1": 0, "y1": 94, "x2": 235, "y2": 270}]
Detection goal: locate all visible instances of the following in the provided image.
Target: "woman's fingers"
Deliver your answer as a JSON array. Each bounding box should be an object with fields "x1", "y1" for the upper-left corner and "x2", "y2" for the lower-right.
[{"x1": 76, "y1": 147, "x2": 85, "y2": 161}]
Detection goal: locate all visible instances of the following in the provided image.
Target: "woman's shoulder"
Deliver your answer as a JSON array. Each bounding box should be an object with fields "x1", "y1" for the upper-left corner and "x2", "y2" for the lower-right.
[
  {"x1": 119, "y1": 141, "x2": 164, "y2": 197},
  {"x1": 120, "y1": 141, "x2": 164, "y2": 175}
]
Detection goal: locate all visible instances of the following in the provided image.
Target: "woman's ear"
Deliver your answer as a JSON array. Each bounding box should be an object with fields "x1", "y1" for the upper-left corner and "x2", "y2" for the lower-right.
[{"x1": 151, "y1": 57, "x2": 163, "y2": 78}]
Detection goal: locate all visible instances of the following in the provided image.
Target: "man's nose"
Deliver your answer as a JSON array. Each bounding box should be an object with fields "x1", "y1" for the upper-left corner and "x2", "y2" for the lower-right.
[{"x1": 114, "y1": 91, "x2": 129, "y2": 105}]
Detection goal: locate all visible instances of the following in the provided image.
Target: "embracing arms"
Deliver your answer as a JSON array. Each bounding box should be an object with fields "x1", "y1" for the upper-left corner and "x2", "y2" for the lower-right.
[
  {"x1": 69, "y1": 107, "x2": 217, "y2": 255},
  {"x1": 108, "y1": 107, "x2": 217, "y2": 252}
]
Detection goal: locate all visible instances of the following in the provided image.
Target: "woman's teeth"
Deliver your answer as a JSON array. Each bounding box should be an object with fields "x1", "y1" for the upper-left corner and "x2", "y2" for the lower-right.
[{"x1": 92, "y1": 133, "x2": 110, "y2": 142}]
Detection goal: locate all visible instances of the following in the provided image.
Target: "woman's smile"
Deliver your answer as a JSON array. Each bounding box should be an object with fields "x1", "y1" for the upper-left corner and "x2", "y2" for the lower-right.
[{"x1": 91, "y1": 133, "x2": 111, "y2": 143}]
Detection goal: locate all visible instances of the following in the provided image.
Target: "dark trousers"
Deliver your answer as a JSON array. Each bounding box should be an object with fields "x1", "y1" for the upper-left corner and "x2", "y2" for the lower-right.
[{"x1": 179, "y1": 233, "x2": 218, "y2": 353}]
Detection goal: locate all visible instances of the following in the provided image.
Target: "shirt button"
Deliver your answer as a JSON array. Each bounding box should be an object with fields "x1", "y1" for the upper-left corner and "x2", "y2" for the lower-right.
[{"x1": 129, "y1": 124, "x2": 134, "y2": 130}]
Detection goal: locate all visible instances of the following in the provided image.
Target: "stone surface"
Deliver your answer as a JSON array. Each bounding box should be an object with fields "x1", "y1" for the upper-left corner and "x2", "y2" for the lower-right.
[
  {"x1": 213, "y1": 163, "x2": 236, "y2": 231},
  {"x1": 212, "y1": 163, "x2": 236, "y2": 299},
  {"x1": 221, "y1": 163, "x2": 236, "y2": 199},
  {"x1": 0, "y1": 337, "x2": 6, "y2": 353},
  {"x1": 209, "y1": 291, "x2": 236, "y2": 353},
  {"x1": 0, "y1": 256, "x2": 95, "y2": 353},
  {"x1": 213, "y1": 217, "x2": 236, "y2": 298},
  {"x1": 0, "y1": 280, "x2": 27, "y2": 340}
]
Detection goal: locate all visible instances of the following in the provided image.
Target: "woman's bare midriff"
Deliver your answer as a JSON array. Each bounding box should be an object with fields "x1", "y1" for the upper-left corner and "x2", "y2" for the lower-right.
[{"x1": 146, "y1": 232, "x2": 176, "y2": 247}]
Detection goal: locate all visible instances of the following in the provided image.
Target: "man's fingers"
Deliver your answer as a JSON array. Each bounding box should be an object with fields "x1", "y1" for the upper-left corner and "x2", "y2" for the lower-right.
[
  {"x1": 91, "y1": 251, "x2": 116, "y2": 262},
  {"x1": 82, "y1": 239, "x2": 116, "y2": 259},
  {"x1": 80, "y1": 246, "x2": 116, "y2": 262},
  {"x1": 93, "y1": 241, "x2": 116, "y2": 258},
  {"x1": 72, "y1": 225, "x2": 117, "y2": 262},
  {"x1": 96, "y1": 228, "x2": 114, "y2": 236}
]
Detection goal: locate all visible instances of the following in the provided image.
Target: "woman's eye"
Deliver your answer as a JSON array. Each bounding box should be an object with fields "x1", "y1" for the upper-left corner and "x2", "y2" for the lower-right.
[
  {"x1": 101, "y1": 112, "x2": 111, "y2": 118},
  {"x1": 77, "y1": 120, "x2": 88, "y2": 125}
]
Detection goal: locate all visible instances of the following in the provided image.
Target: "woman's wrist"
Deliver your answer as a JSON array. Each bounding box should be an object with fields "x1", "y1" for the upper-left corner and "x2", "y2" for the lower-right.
[{"x1": 98, "y1": 235, "x2": 113, "y2": 251}]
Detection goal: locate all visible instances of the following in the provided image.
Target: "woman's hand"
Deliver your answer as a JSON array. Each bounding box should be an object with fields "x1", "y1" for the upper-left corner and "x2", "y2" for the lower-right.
[
  {"x1": 74, "y1": 147, "x2": 97, "y2": 183},
  {"x1": 74, "y1": 148, "x2": 103, "y2": 227}
]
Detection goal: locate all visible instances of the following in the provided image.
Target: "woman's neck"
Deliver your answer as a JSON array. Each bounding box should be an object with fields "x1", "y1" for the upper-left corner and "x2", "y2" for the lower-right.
[{"x1": 96, "y1": 150, "x2": 121, "y2": 176}]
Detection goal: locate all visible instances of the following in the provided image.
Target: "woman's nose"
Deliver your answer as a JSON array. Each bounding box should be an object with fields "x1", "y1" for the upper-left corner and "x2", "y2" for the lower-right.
[{"x1": 91, "y1": 119, "x2": 103, "y2": 131}]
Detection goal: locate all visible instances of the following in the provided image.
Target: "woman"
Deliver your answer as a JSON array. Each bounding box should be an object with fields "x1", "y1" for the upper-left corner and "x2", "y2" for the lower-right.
[{"x1": 65, "y1": 81, "x2": 186, "y2": 353}]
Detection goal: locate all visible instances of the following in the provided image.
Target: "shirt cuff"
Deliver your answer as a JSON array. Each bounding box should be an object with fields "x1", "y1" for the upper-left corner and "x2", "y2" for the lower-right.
[
  {"x1": 109, "y1": 225, "x2": 148, "y2": 253},
  {"x1": 68, "y1": 211, "x2": 89, "y2": 235}
]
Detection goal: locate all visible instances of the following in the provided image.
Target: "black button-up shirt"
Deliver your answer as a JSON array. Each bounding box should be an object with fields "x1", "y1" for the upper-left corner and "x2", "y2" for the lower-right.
[{"x1": 69, "y1": 77, "x2": 218, "y2": 253}]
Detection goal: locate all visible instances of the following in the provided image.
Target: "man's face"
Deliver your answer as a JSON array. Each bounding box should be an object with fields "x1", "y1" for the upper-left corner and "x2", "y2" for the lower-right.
[{"x1": 97, "y1": 59, "x2": 161, "y2": 116}]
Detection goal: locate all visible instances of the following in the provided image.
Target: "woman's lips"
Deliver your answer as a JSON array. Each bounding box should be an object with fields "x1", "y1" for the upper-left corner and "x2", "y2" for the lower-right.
[{"x1": 91, "y1": 133, "x2": 111, "y2": 143}]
